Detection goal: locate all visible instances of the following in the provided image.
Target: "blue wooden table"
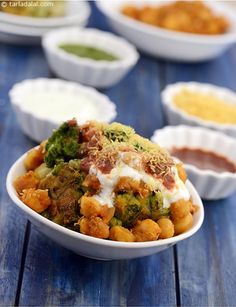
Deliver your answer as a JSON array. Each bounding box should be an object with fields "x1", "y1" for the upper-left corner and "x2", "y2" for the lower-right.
[{"x1": 1, "y1": 3, "x2": 236, "y2": 306}]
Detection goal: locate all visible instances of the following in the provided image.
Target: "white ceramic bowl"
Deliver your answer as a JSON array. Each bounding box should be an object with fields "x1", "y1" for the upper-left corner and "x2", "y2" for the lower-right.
[
  {"x1": 162, "y1": 82, "x2": 236, "y2": 138},
  {"x1": 97, "y1": 0, "x2": 236, "y2": 62},
  {"x1": 0, "y1": 1, "x2": 90, "y2": 28},
  {"x1": 9, "y1": 78, "x2": 117, "y2": 143},
  {"x1": 151, "y1": 125, "x2": 236, "y2": 200},
  {"x1": 42, "y1": 27, "x2": 139, "y2": 88},
  {"x1": 0, "y1": 1, "x2": 90, "y2": 44},
  {"x1": 6, "y1": 149, "x2": 204, "y2": 260}
]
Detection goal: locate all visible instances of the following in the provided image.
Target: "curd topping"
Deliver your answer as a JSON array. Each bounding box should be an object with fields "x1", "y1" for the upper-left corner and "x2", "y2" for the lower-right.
[{"x1": 90, "y1": 153, "x2": 190, "y2": 209}]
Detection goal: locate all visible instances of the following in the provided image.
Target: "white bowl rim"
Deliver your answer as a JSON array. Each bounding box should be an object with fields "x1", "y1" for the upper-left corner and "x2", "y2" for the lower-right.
[
  {"x1": 97, "y1": 0, "x2": 236, "y2": 45},
  {"x1": 42, "y1": 27, "x2": 139, "y2": 69},
  {"x1": 6, "y1": 149, "x2": 204, "y2": 249},
  {"x1": 161, "y1": 82, "x2": 236, "y2": 131},
  {"x1": 9, "y1": 78, "x2": 117, "y2": 125},
  {"x1": 152, "y1": 125, "x2": 236, "y2": 179},
  {"x1": 0, "y1": 1, "x2": 90, "y2": 28}
]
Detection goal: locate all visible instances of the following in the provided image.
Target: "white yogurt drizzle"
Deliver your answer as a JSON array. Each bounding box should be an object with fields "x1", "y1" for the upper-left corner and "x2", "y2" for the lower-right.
[{"x1": 89, "y1": 152, "x2": 190, "y2": 208}]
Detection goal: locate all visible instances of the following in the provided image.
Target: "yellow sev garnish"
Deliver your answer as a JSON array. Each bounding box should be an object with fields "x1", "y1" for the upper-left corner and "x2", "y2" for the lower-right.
[{"x1": 173, "y1": 88, "x2": 236, "y2": 125}]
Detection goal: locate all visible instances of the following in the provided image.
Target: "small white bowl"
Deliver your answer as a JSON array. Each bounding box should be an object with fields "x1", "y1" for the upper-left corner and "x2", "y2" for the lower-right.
[
  {"x1": 162, "y1": 82, "x2": 236, "y2": 138},
  {"x1": 0, "y1": 0, "x2": 90, "y2": 28},
  {"x1": 9, "y1": 78, "x2": 117, "y2": 143},
  {"x1": 151, "y1": 125, "x2": 236, "y2": 200},
  {"x1": 0, "y1": 1, "x2": 90, "y2": 44},
  {"x1": 42, "y1": 27, "x2": 139, "y2": 88},
  {"x1": 97, "y1": 0, "x2": 236, "y2": 62},
  {"x1": 6, "y1": 149, "x2": 204, "y2": 260}
]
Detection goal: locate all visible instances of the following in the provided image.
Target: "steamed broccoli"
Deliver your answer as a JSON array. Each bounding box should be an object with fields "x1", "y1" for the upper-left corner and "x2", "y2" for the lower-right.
[
  {"x1": 44, "y1": 121, "x2": 80, "y2": 168},
  {"x1": 109, "y1": 217, "x2": 122, "y2": 227},
  {"x1": 114, "y1": 193, "x2": 141, "y2": 227},
  {"x1": 148, "y1": 191, "x2": 169, "y2": 219}
]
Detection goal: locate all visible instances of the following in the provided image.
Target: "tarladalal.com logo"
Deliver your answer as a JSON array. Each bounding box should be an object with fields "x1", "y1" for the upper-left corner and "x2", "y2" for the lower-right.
[
  {"x1": 0, "y1": 1, "x2": 54, "y2": 8},
  {"x1": 1, "y1": 1, "x2": 7, "y2": 7}
]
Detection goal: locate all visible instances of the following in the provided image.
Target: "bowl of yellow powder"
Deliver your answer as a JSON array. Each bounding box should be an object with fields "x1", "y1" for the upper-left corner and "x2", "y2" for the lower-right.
[{"x1": 161, "y1": 82, "x2": 236, "y2": 138}]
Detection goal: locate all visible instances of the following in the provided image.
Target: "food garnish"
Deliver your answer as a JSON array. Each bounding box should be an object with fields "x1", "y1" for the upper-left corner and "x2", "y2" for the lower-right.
[
  {"x1": 59, "y1": 44, "x2": 119, "y2": 62},
  {"x1": 174, "y1": 88, "x2": 236, "y2": 125},
  {"x1": 171, "y1": 147, "x2": 236, "y2": 173}
]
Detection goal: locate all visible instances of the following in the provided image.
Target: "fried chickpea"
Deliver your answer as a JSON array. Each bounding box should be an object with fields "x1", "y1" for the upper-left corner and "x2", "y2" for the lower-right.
[
  {"x1": 80, "y1": 196, "x2": 102, "y2": 218},
  {"x1": 190, "y1": 203, "x2": 199, "y2": 214},
  {"x1": 132, "y1": 219, "x2": 161, "y2": 242},
  {"x1": 157, "y1": 218, "x2": 174, "y2": 239},
  {"x1": 24, "y1": 148, "x2": 44, "y2": 171},
  {"x1": 79, "y1": 217, "x2": 109, "y2": 239},
  {"x1": 82, "y1": 174, "x2": 101, "y2": 192},
  {"x1": 173, "y1": 213, "x2": 193, "y2": 235},
  {"x1": 20, "y1": 188, "x2": 51, "y2": 213},
  {"x1": 121, "y1": 6, "x2": 139, "y2": 19},
  {"x1": 100, "y1": 206, "x2": 115, "y2": 224},
  {"x1": 109, "y1": 226, "x2": 135, "y2": 242},
  {"x1": 176, "y1": 163, "x2": 187, "y2": 183},
  {"x1": 139, "y1": 8, "x2": 158, "y2": 26},
  {"x1": 170, "y1": 199, "x2": 191, "y2": 221},
  {"x1": 80, "y1": 196, "x2": 115, "y2": 223},
  {"x1": 14, "y1": 171, "x2": 39, "y2": 194}
]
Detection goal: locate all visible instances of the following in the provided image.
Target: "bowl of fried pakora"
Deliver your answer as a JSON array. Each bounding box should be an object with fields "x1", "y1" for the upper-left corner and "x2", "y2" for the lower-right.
[
  {"x1": 7, "y1": 119, "x2": 204, "y2": 259},
  {"x1": 97, "y1": 0, "x2": 236, "y2": 62}
]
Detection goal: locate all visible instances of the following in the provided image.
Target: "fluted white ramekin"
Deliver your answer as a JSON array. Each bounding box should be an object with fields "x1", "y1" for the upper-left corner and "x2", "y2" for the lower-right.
[
  {"x1": 42, "y1": 27, "x2": 139, "y2": 88},
  {"x1": 151, "y1": 125, "x2": 236, "y2": 200},
  {"x1": 9, "y1": 78, "x2": 117, "y2": 143},
  {"x1": 161, "y1": 82, "x2": 236, "y2": 138}
]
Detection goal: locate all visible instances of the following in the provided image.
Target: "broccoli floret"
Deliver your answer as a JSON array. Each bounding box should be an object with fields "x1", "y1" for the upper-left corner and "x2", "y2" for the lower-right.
[
  {"x1": 44, "y1": 121, "x2": 80, "y2": 168},
  {"x1": 148, "y1": 191, "x2": 169, "y2": 220},
  {"x1": 109, "y1": 217, "x2": 122, "y2": 227},
  {"x1": 114, "y1": 193, "x2": 141, "y2": 227}
]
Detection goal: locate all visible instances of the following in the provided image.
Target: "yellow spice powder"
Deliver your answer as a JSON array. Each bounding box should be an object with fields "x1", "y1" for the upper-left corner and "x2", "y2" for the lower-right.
[{"x1": 173, "y1": 88, "x2": 236, "y2": 125}]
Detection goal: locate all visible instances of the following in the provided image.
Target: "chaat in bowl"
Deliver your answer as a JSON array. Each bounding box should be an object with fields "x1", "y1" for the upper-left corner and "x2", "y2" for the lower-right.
[{"x1": 7, "y1": 119, "x2": 204, "y2": 259}]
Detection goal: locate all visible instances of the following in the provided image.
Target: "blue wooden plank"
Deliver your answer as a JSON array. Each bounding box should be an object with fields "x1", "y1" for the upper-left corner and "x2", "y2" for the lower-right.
[
  {"x1": 19, "y1": 226, "x2": 176, "y2": 307},
  {"x1": 0, "y1": 44, "x2": 49, "y2": 306},
  {"x1": 165, "y1": 45, "x2": 236, "y2": 306}
]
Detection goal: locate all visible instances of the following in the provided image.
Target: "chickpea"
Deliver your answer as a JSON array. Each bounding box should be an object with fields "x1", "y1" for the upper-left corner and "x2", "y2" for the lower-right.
[
  {"x1": 80, "y1": 196, "x2": 102, "y2": 218},
  {"x1": 176, "y1": 163, "x2": 187, "y2": 183},
  {"x1": 80, "y1": 196, "x2": 115, "y2": 223},
  {"x1": 100, "y1": 206, "x2": 115, "y2": 224},
  {"x1": 173, "y1": 213, "x2": 193, "y2": 235},
  {"x1": 170, "y1": 199, "x2": 191, "y2": 222},
  {"x1": 79, "y1": 217, "x2": 109, "y2": 239},
  {"x1": 132, "y1": 219, "x2": 161, "y2": 242},
  {"x1": 24, "y1": 148, "x2": 44, "y2": 171},
  {"x1": 20, "y1": 188, "x2": 51, "y2": 213},
  {"x1": 79, "y1": 217, "x2": 90, "y2": 234},
  {"x1": 14, "y1": 171, "x2": 39, "y2": 194},
  {"x1": 121, "y1": 6, "x2": 139, "y2": 19},
  {"x1": 157, "y1": 218, "x2": 174, "y2": 239},
  {"x1": 82, "y1": 174, "x2": 101, "y2": 192},
  {"x1": 109, "y1": 226, "x2": 135, "y2": 242}
]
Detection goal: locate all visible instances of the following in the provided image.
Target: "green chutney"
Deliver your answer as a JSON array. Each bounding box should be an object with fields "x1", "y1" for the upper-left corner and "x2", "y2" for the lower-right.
[{"x1": 59, "y1": 43, "x2": 119, "y2": 61}]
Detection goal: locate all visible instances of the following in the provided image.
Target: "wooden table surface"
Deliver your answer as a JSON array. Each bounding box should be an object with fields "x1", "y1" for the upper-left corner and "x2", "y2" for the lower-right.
[{"x1": 1, "y1": 3, "x2": 236, "y2": 307}]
